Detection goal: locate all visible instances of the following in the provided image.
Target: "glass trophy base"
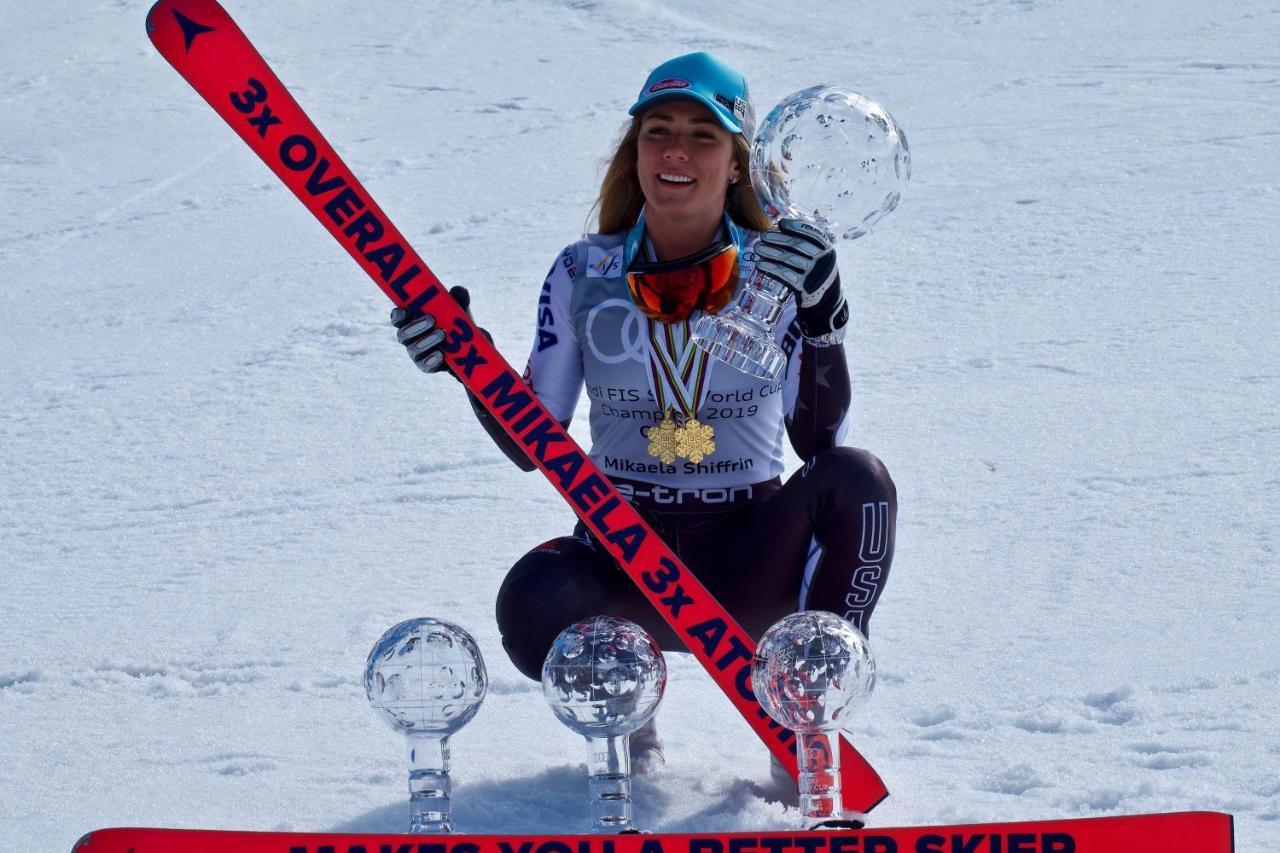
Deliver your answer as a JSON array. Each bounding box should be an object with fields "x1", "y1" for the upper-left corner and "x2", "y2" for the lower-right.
[{"x1": 693, "y1": 313, "x2": 788, "y2": 380}]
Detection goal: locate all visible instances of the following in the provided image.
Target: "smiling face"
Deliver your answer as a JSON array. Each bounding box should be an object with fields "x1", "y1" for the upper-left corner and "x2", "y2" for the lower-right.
[{"x1": 635, "y1": 99, "x2": 742, "y2": 233}]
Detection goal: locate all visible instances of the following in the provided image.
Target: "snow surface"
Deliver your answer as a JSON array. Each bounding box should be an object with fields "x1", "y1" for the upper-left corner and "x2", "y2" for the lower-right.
[{"x1": 2, "y1": 0, "x2": 1278, "y2": 849}]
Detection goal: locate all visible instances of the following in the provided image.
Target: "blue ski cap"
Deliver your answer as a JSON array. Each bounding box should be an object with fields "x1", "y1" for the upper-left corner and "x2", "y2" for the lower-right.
[{"x1": 628, "y1": 52, "x2": 755, "y2": 140}]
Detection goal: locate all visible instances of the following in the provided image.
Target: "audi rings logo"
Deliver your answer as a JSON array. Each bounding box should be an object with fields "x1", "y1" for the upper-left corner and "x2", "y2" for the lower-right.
[{"x1": 586, "y1": 298, "x2": 646, "y2": 365}]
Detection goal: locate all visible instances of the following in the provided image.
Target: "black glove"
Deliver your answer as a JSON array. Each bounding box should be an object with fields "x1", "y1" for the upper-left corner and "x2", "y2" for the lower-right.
[
  {"x1": 756, "y1": 218, "x2": 849, "y2": 342},
  {"x1": 391, "y1": 285, "x2": 474, "y2": 374},
  {"x1": 391, "y1": 287, "x2": 537, "y2": 472}
]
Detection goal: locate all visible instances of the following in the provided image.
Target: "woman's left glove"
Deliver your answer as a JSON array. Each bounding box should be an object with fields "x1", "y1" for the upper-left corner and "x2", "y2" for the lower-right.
[{"x1": 756, "y1": 218, "x2": 849, "y2": 344}]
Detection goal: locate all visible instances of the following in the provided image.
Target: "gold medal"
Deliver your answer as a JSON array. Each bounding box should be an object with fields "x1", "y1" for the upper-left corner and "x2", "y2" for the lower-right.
[
  {"x1": 674, "y1": 417, "x2": 716, "y2": 464},
  {"x1": 645, "y1": 410, "x2": 680, "y2": 465}
]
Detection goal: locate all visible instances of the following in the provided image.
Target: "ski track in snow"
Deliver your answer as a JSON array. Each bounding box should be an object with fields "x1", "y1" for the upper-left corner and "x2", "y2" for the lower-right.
[{"x1": 2, "y1": 0, "x2": 1279, "y2": 849}]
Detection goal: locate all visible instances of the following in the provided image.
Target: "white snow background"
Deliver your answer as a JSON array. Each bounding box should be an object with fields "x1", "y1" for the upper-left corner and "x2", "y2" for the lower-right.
[{"x1": 2, "y1": 0, "x2": 1278, "y2": 849}]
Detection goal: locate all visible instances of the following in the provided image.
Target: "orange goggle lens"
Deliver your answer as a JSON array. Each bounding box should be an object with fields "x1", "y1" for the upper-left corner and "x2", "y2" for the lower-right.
[{"x1": 626, "y1": 242, "x2": 739, "y2": 323}]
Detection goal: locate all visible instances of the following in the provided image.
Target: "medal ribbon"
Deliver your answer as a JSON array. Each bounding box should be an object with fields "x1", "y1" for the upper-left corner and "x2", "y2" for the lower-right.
[
  {"x1": 646, "y1": 317, "x2": 712, "y2": 423},
  {"x1": 643, "y1": 317, "x2": 717, "y2": 465}
]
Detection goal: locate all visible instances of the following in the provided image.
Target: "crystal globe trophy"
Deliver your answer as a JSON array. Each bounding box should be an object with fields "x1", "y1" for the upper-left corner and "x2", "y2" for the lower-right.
[
  {"x1": 542, "y1": 616, "x2": 667, "y2": 834},
  {"x1": 365, "y1": 618, "x2": 488, "y2": 834},
  {"x1": 693, "y1": 85, "x2": 911, "y2": 380},
  {"x1": 751, "y1": 611, "x2": 876, "y2": 827}
]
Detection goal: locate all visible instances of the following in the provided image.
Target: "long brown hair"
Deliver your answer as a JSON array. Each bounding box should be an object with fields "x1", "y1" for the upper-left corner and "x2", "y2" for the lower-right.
[{"x1": 591, "y1": 116, "x2": 774, "y2": 236}]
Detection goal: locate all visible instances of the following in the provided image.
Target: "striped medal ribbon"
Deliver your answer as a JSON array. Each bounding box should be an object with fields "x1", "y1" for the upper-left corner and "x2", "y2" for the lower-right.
[{"x1": 643, "y1": 317, "x2": 716, "y2": 465}]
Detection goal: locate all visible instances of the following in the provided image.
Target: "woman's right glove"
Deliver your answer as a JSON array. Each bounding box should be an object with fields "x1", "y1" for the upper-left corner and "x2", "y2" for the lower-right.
[
  {"x1": 390, "y1": 286, "x2": 537, "y2": 472},
  {"x1": 391, "y1": 285, "x2": 475, "y2": 374}
]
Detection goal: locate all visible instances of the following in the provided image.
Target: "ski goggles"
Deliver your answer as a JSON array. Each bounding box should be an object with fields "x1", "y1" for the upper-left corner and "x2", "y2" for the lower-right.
[{"x1": 625, "y1": 241, "x2": 740, "y2": 323}]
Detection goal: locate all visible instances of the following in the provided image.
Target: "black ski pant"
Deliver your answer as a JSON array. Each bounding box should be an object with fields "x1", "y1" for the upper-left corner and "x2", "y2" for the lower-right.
[{"x1": 495, "y1": 446, "x2": 896, "y2": 680}]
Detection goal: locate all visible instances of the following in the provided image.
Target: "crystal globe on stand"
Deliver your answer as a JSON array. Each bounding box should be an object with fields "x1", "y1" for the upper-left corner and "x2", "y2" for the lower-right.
[
  {"x1": 542, "y1": 616, "x2": 666, "y2": 833},
  {"x1": 365, "y1": 617, "x2": 488, "y2": 834},
  {"x1": 752, "y1": 611, "x2": 875, "y2": 826}
]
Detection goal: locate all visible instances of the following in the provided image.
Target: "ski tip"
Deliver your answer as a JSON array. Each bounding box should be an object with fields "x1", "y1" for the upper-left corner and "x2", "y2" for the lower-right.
[
  {"x1": 145, "y1": 0, "x2": 164, "y2": 38},
  {"x1": 865, "y1": 789, "x2": 890, "y2": 813}
]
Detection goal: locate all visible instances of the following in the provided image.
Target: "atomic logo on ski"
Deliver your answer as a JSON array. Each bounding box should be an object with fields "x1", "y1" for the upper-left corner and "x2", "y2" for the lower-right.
[{"x1": 172, "y1": 9, "x2": 214, "y2": 51}]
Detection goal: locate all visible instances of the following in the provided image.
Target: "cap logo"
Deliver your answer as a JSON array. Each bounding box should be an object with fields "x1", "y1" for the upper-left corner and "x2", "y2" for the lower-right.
[
  {"x1": 714, "y1": 94, "x2": 749, "y2": 125},
  {"x1": 648, "y1": 78, "x2": 691, "y2": 93}
]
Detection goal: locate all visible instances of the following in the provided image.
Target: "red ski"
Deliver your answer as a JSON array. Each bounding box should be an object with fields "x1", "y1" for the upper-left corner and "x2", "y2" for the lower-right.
[
  {"x1": 143, "y1": 0, "x2": 885, "y2": 813},
  {"x1": 73, "y1": 812, "x2": 1233, "y2": 853}
]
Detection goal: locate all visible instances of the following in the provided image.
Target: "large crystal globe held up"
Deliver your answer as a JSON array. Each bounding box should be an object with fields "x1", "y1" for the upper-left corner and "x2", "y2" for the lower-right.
[
  {"x1": 752, "y1": 611, "x2": 875, "y2": 826},
  {"x1": 365, "y1": 617, "x2": 488, "y2": 834},
  {"x1": 752, "y1": 85, "x2": 910, "y2": 240},
  {"x1": 542, "y1": 616, "x2": 667, "y2": 833},
  {"x1": 693, "y1": 85, "x2": 910, "y2": 380}
]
